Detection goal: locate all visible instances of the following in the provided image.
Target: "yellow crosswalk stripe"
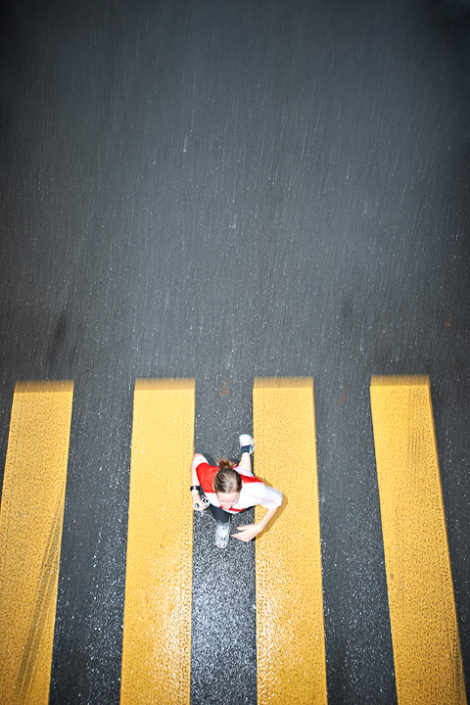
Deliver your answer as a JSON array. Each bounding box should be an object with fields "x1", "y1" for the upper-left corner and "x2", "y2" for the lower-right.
[
  {"x1": 0, "y1": 381, "x2": 74, "y2": 705},
  {"x1": 370, "y1": 376, "x2": 467, "y2": 705},
  {"x1": 120, "y1": 379, "x2": 194, "y2": 705},
  {"x1": 253, "y1": 378, "x2": 327, "y2": 705}
]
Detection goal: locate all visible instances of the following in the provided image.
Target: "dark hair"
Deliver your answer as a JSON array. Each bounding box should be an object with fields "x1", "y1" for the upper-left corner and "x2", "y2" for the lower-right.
[{"x1": 214, "y1": 459, "x2": 242, "y2": 494}]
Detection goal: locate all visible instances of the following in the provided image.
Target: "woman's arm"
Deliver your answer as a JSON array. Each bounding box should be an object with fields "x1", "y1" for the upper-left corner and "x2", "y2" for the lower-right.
[
  {"x1": 191, "y1": 454, "x2": 207, "y2": 511},
  {"x1": 191, "y1": 453, "x2": 205, "y2": 485},
  {"x1": 232, "y1": 503, "x2": 281, "y2": 542}
]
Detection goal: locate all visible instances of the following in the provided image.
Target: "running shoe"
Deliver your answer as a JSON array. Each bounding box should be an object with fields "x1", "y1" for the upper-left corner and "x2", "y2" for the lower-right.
[
  {"x1": 215, "y1": 522, "x2": 230, "y2": 548},
  {"x1": 239, "y1": 433, "x2": 255, "y2": 454}
]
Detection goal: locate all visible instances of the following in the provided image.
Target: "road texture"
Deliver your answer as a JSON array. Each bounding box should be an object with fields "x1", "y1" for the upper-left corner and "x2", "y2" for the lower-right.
[{"x1": 0, "y1": 1, "x2": 469, "y2": 703}]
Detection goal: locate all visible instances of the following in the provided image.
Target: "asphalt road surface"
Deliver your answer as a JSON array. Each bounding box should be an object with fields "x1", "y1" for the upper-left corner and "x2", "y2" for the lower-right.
[{"x1": 1, "y1": 1, "x2": 469, "y2": 703}]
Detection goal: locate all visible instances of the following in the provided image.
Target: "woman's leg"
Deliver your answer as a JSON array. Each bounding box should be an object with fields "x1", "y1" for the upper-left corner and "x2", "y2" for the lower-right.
[
  {"x1": 210, "y1": 504, "x2": 231, "y2": 548},
  {"x1": 209, "y1": 504, "x2": 230, "y2": 525},
  {"x1": 238, "y1": 451, "x2": 252, "y2": 473}
]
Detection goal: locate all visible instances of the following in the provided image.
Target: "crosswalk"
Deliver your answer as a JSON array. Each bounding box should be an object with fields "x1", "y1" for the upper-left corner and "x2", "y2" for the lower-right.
[{"x1": 0, "y1": 377, "x2": 466, "y2": 705}]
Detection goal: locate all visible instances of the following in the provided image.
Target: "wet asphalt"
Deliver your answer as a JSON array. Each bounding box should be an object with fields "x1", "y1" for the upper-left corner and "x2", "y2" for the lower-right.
[{"x1": 1, "y1": 1, "x2": 470, "y2": 703}]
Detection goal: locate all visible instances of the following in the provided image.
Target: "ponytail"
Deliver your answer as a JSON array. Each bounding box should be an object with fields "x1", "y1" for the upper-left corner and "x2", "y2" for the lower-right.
[{"x1": 217, "y1": 458, "x2": 235, "y2": 472}]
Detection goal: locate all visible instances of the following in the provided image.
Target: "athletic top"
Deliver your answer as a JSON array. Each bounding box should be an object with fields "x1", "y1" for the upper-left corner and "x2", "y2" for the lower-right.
[{"x1": 192, "y1": 455, "x2": 282, "y2": 514}]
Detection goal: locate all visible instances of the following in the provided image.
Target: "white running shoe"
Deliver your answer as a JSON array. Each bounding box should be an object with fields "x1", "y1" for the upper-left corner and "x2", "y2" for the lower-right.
[
  {"x1": 215, "y1": 522, "x2": 230, "y2": 549},
  {"x1": 239, "y1": 434, "x2": 255, "y2": 454}
]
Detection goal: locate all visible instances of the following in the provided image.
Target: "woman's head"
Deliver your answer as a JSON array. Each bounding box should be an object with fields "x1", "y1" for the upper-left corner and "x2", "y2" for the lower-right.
[{"x1": 215, "y1": 459, "x2": 242, "y2": 510}]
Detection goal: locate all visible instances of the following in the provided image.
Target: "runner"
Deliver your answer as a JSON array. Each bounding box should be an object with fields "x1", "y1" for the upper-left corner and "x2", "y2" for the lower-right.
[{"x1": 190, "y1": 434, "x2": 282, "y2": 548}]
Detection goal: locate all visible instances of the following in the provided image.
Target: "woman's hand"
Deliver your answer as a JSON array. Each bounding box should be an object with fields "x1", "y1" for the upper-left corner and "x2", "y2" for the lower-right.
[
  {"x1": 231, "y1": 523, "x2": 261, "y2": 542},
  {"x1": 232, "y1": 505, "x2": 281, "y2": 541},
  {"x1": 192, "y1": 489, "x2": 208, "y2": 512}
]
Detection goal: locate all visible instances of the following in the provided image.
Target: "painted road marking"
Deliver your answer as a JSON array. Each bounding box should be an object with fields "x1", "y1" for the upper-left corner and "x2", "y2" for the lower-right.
[
  {"x1": 120, "y1": 379, "x2": 194, "y2": 705},
  {"x1": 0, "y1": 381, "x2": 74, "y2": 705},
  {"x1": 253, "y1": 378, "x2": 327, "y2": 705},
  {"x1": 370, "y1": 376, "x2": 467, "y2": 705}
]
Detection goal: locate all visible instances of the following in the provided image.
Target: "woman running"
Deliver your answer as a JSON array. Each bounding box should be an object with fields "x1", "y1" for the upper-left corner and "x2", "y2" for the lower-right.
[{"x1": 190, "y1": 434, "x2": 282, "y2": 548}]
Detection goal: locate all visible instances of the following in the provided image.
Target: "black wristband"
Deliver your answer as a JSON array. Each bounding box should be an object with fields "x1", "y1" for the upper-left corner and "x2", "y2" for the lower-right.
[{"x1": 190, "y1": 485, "x2": 201, "y2": 491}]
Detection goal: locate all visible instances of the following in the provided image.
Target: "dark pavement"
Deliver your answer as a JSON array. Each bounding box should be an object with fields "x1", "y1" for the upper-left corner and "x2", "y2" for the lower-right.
[{"x1": 1, "y1": 1, "x2": 470, "y2": 703}]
